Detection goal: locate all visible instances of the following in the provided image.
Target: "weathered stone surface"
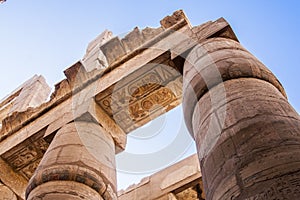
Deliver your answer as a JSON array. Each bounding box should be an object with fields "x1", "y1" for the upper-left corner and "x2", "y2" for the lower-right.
[
  {"x1": 1, "y1": 9, "x2": 298, "y2": 200},
  {"x1": 183, "y1": 37, "x2": 286, "y2": 136},
  {"x1": 195, "y1": 79, "x2": 300, "y2": 199},
  {"x1": 175, "y1": 187, "x2": 198, "y2": 200},
  {"x1": 1, "y1": 129, "x2": 49, "y2": 180},
  {"x1": 27, "y1": 181, "x2": 103, "y2": 200},
  {"x1": 192, "y1": 17, "x2": 238, "y2": 42},
  {"x1": 82, "y1": 30, "x2": 112, "y2": 71},
  {"x1": 118, "y1": 154, "x2": 202, "y2": 200},
  {"x1": 156, "y1": 193, "x2": 178, "y2": 200},
  {"x1": 121, "y1": 27, "x2": 145, "y2": 53},
  {"x1": 0, "y1": 9, "x2": 194, "y2": 152},
  {"x1": 91, "y1": 100, "x2": 127, "y2": 153},
  {"x1": 82, "y1": 47, "x2": 109, "y2": 71},
  {"x1": 160, "y1": 10, "x2": 189, "y2": 29},
  {"x1": 26, "y1": 121, "x2": 117, "y2": 199},
  {"x1": 0, "y1": 183, "x2": 17, "y2": 200},
  {"x1": 0, "y1": 75, "x2": 51, "y2": 139},
  {"x1": 183, "y1": 36, "x2": 300, "y2": 199},
  {"x1": 9, "y1": 75, "x2": 51, "y2": 113},
  {"x1": 63, "y1": 61, "x2": 89, "y2": 89},
  {"x1": 142, "y1": 27, "x2": 164, "y2": 41},
  {"x1": 160, "y1": 165, "x2": 198, "y2": 190},
  {"x1": 100, "y1": 37, "x2": 126, "y2": 65},
  {"x1": 0, "y1": 158, "x2": 27, "y2": 199},
  {"x1": 50, "y1": 79, "x2": 71, "y2": 101},
  {"x1": 0, "y1": 90, "x2": 21, "y2": 123},
  {"x1": 95, "y1": 52, "x2": 182, "y2": 133},
  {"x1": 85, "y1": 30, "x2": 113, "y2": 55}
]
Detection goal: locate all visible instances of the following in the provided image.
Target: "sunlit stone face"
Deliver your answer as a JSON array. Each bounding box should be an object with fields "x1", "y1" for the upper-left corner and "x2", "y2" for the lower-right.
[{"x1": 95, "y1": 52, "x2": 183, "y2": 133}]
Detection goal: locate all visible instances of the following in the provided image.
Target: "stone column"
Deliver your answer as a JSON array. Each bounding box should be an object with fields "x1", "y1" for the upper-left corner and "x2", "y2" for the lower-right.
[
  {"x1": 183, "y1": 37, "x2": 300, "y2": 199},
  {"x1": 25, "y1": 121, "x2": 117, "y2": 200}
]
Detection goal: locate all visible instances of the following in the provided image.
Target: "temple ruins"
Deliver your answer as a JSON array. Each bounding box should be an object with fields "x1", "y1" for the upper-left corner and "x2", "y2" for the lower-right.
[{"x1": 0, "y1": 10, "x2": 299, "y2": 200}]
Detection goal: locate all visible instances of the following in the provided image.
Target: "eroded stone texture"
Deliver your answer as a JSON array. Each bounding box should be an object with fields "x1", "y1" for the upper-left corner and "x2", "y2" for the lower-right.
[
  {"x1": 0, "y1": 9, "x2": 298, "y2": 200},
  {"x1": 95, "y1": 52, "x2": 182, "y2": 133},
  {"x1": 160, "y1": 10, "x2": 188, "y2": 29},
  {"x1": 121, "y1": 27, "x2": 145, "y2": 53},
  {"x1": 118, "y1": 154, "x2": 203, "y2": 200},
  {"x1": 0, "y1": 183, "x2": 17, "y2": 200},
  {"x1": 0, "y1": 75, "x2": 51, "y2": 138},
  {"x1": 183, "y1": 37, "x2": 300, "y2": 199},
  {"x1": 26, "y1": 121, "x2": 117, "y2": 200},
  {"x1": 82, "y1": 30, "x2": 112, "y2": 71}
]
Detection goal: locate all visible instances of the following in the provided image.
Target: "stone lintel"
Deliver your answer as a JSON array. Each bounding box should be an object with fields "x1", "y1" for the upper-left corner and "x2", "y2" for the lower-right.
[
  {"x1": 0, "y1": 13, "x2": 234, "y2": 144},
  {"x1": 160, "y1": 10, "x2": 191, "y2": 29},
  {"x1": 44, "y1": 99, "x2": 126, "y2": 153},
  {"x1": 85, "y1": 29, "x2": 113, "y2": 56},
  {"x1": 49, "y1": 79, "x2": 71, "y2": 102},
  {"x1": 0, "y1": 75, "x2": 50, "y2": 116},
  {"x1": 118, "y1": 154, "x2": 201, "y2": 200},
  {"x1": 100, "y1": 37, "x2": 127, "y2": 65},
  {"x1": 192, "y1": 17, "x2": 238, "y2": 43},
  {"x1": 121, "y1": 27, "x2": 145, "y2": 53},
  {"x1": 0, "y1": 14, "x2": 232, "y2": 150},
  {"x1": 0, "y1": 11, "x2": 194, "y2": 151},
  {"x1": 0, "y1": 75, "x2": 51, "y2": 139},
  {"x1": 0, "y1": 12, "x2": 239, "y2": 198},
  {"x1": 63, "y1": 61, "x2": 88, "y2": 89},
  {"x1": 95, "y1": 50, "x2": 183, "y2": 134},
  {"x1": 73, "y1": 97, "x2": 127, "y2": 153}
]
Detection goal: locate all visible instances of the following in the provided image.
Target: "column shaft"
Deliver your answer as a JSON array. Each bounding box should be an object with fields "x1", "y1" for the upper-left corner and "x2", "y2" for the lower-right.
[
  {"x1": 183, "y1": 37, "x2": 300, "y2": 199},
  {"x1": 26, "y1": 121, "x2": 117, "y2": 200}
]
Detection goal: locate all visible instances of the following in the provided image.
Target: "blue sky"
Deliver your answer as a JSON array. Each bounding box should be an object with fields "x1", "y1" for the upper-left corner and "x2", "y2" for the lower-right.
[
  {"x1": 0, "y1": 1, "x2": 299, "y2": 111},
  {"x1": 1, "y1": 1, "x2": 299, "y2": 190}
]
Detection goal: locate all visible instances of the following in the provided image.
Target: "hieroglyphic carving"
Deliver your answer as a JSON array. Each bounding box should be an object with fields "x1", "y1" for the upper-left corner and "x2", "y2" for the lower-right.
[
  {"x1": 95, "y1": 55, "x2": 183, "y2": 133},
  {"x1": 2, "y1": 146, "x2": 38, "y2": 170},
  {"x1": 20, "y1": 158, "x2": 42, "y2": 179},
  {"x1": 99, "y1": 72, "x2": 163, "y2": 117},
  {"x1": 33, "y1": 138, "x2": 49, "y2": 154},
  {"x1": 1, "y1": 129, "x2": 49, "y2": 180},
  {"x1": 115, "y1": 86, "x2": 179, "y2": 133},
  {"x1": 98, "y1": 63, "x2": 178, "y2": 115},
  {"x1": 245, "y1": 174, "x2": 300, "y2": 199}
]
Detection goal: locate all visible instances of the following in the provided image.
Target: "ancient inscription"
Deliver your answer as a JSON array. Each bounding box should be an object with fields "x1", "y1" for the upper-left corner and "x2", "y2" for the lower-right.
[
  {"x1": 114, "y1": 86, "x2": 179, "y2": 133},
  {"x1": 245, "y1": 174, "x2": 300, "y2": 199},
  {"x1": 2, "y1": 145, "x2": 38, "y2": 170},
  {"x1": 1, "y1": 129, "x2": 49, "y2": 180},
  {"x1": 97, "y1": 65, "x2": 178, "y2": 116},
  {"x1": 95, "y1": 58, "x2": 182, "y2": 133},
  {"x1": 20, "y1": 158, "x2": 42, "y2": 179}
]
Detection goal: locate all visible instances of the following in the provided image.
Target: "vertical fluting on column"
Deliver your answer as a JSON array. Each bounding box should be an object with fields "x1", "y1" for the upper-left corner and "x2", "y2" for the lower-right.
[
  {"x1": 183, "y1": 37, "x2": 300, "y2": 199},
  {"x1": 25, "y1": 121, "x2": 117, "y2": 200}
]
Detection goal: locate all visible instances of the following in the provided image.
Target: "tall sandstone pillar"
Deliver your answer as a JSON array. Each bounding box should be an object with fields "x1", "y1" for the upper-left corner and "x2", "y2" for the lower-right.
[
  {"x1": 183, "y1": 37, "x2": 300, "y2": 199},
  {"x1": 25, "y1": 121, "x2": 117, "y2": 200}
]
